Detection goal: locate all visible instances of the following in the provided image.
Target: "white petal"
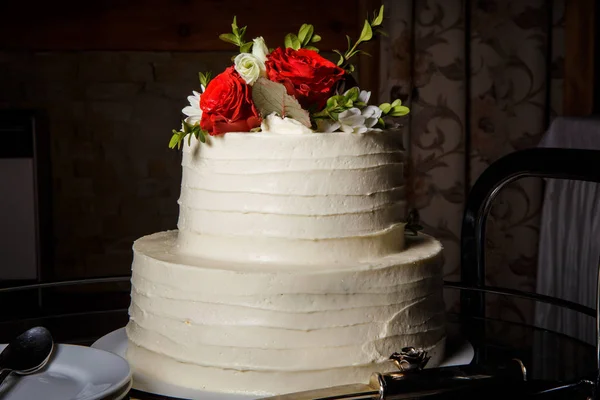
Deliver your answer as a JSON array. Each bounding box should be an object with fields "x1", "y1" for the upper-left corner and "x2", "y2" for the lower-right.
[
  {"x1": 340, "y1": 124, "x2": 354, "y2": 133},
  {"x1": 361, "y1": 105, "x2": 382, "y2": 119},
  {"x1": 364, "y1": 117, "x2": 378, "y2": 128},
  {"x1": 316, "y1": 119, "x2": 340, "y2": 133},
  {"x1": 359, "y1": 90, "x2": 371, "y2": 104},
  {"x1": 234, "y1": 53, "x2": 263, "y2": 85},
  {"x1": 338, "y1": 108, "x2": 361, "y2": 120},
  {"x1": 187, "y1": 96, "x2": 198, "y2": 107},
  {"x1": 339, "y1": 113, "x2": 365, "y2": 128},
  {"x1": 252, "y1": 37, "x2": 269, "y2": 64},
  {"x1": 185, "y1": 116, "x2": 202, "y2": 125},
  {"x1": 343, "y1": 107, "x2": 362, "y2": 116},
  {"x1": 262, "y1": 114, "x2": 314, "y2": 134},
  {"x1": 182, "y1": 106, "x2": 202, "y2": 117}
]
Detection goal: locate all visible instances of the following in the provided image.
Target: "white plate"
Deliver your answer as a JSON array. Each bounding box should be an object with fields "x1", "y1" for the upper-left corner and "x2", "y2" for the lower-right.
[
  {"x1": 0, "y1": 343, "x2": 132, "y2": 400},
  {"x1": 93, "y1": 328, "x2": 474, "y2": 400}
]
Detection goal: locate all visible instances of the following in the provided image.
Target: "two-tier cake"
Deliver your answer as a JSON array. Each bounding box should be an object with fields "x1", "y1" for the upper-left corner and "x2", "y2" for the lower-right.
[{"x1": 125, "y1": 7, "x2": 445, "y2": 396}]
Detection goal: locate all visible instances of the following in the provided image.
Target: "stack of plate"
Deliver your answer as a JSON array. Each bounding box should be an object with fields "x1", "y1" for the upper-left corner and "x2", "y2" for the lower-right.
[{"x1": 0, "y1": 343, "x2": 131, "y2": 400}]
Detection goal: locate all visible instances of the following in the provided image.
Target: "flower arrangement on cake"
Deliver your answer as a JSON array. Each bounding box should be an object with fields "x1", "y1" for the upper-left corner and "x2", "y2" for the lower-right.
[{"x1": 169, "y1": 5, "x2": 409, "y2": 149}]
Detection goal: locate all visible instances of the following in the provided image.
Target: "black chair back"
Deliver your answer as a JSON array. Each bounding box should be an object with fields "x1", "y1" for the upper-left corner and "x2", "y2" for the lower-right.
[{"x1": 447, "y1": 147, "x2": 600, "y2": 397}]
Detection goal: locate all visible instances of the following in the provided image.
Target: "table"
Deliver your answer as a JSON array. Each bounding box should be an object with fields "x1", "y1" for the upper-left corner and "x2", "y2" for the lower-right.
[{"x1": 0, "y1": 284, "x2": 595, "y2": 399}]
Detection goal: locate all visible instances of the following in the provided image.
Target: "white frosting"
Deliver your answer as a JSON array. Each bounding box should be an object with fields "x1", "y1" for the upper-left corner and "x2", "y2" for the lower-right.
[
  {"x1": 260, "y1": 113, "x2": 314, "y2": 134},
  {"x1": 176, "y1": 131, "x2": 406, "y2": 264},
  {"x1": 127, "y1": 231, "x2": 445, "y2": 395},
  {"x1": 126, "y1": 130, "x2": 446, "y2": 395}
]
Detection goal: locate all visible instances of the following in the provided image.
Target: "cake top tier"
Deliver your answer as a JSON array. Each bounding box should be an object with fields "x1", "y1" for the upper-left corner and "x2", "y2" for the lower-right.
[
  {"x1": 167, "y1": 7, "x2": 421, "y2": 265},
  {"x1": 168, "y1": 5, "x2": 410, "y2": 150},
  {"x1": 181, "y1": 130, "x2": 406, "y2": 160},
  {"x1": 176, "y1": 131, "x2": 408, "y2": 265}
]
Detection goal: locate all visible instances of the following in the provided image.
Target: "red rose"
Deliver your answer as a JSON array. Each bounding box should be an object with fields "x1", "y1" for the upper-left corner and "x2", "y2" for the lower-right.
[
  {"x1": 265, "y1": 48, "x2": 346, "y2": 110},
  {"x1": 200, "y1": 66, "x2": 261, "y2": 135}
]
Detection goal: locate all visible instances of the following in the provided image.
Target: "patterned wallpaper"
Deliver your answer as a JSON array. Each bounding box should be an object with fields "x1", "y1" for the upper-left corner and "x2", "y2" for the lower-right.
[{"x1": 380, "y1": 0, "x2": 565, "y2": 324}]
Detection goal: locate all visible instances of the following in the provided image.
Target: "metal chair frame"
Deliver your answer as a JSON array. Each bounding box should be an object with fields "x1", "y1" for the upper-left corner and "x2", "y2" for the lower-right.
[{"x1": 444, "y1": 147, "x2": 600, "y2": 397}]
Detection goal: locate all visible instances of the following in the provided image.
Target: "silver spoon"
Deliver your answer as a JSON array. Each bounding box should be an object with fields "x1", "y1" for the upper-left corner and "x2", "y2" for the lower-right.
[{"x1": 0, "y1": 326, "x2": 54, "y2": 386}]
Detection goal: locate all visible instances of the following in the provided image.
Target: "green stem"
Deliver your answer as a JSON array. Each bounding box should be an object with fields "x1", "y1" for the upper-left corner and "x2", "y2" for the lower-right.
[{"x1": 343, "y1": 41, "x2": 361, "y2": 66}]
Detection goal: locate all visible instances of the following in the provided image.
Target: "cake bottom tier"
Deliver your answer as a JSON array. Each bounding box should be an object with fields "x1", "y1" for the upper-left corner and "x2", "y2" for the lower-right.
[{"x1": 126, "y1": 231, "x2": 446, "y2": 395}]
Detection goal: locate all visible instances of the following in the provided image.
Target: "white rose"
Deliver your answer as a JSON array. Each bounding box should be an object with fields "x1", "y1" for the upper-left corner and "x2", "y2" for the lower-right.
[
  {"x1": 338, "y1": 108, "x2": 367, "y2": 134},
  {"x1": 182, "y1": 90, "x2": 202, "y2": 125},
  {"x1": 361, "y1": 105, "x2": 382, "y2": 128},
  {"x1": 234, "y1": 53, "x2": 265, "y2": 85},
  {"x1": 252, "y1": 36, "x2": 269, "y2": 64},
  {"x1": 261, "y1": 113, "x2": 314, "y2": 134}
]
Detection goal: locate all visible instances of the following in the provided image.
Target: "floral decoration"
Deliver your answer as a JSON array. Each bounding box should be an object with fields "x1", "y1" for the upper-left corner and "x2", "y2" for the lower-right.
[{"x1": 169, "y1": 6, "x2": 410, "y2": 149}]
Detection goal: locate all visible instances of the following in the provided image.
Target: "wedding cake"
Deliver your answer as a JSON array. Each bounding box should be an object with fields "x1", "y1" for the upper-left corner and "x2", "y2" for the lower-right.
[{"x1": 125, "y1": 8, "x2": 445, "y2": 396}]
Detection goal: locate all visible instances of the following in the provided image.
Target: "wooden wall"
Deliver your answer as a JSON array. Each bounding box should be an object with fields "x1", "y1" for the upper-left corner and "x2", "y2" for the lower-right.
[
  {"x1": 0, "y1": 0, "x2": 360, "y2": 51},
  {"x1": 564, "y1": 0, "x2": 598, "y2": 115},
  {"x1": 0, "y1": 0, "x2": 382, "y2": 280},
  {"x1": 0, "y1": 0, "x2": 382, "y2": 114}
]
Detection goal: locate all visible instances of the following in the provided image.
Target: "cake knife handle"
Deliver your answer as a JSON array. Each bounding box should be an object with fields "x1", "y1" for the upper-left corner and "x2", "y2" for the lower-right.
[{"x1": 371, "y1": 358, "x2": 527, "y2": 400}]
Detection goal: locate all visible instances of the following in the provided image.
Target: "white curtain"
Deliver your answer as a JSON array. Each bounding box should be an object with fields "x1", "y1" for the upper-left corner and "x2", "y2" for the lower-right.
[{"x1": 535, "y1": 117, "x2": 600, "y2": 345}]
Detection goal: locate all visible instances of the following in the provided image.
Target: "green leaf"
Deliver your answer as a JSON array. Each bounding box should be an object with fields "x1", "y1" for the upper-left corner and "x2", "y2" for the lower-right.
[
  {"x1": 240, "y1": 42, "x2": 253, "y2": 53},
  {"x1": 232, "y1": 16, "x2": 239, "y2": 35},
  {"x1": 377, "y1": 117, "x2": 385, "y2": 128},
  {"x1": 311, "y1": 34, "x2": 322, "y2": 43},
  {"x1": 346, "y1": 63, "x2": 355, "y2": 73},
  {"x1": 298, "y1": 24, "x2": 314, "y2": 46},
  {"x1": 284, "y1": 33, "x2": 294, "y2": 49},
  {"x1": 333, "y1": 50, "x2": 345, "y2": 66},
  {"x1": 239, "y1": 26, "x2": 247, "y2": 38},
  {"x1": 291, "y1": 34, "x2": 301, "y2": 50},
  {"x1": 346, "y1": 35, "x2": 352, "y2": 49},
  {"x1": 183, "y1": 122, "x2": 190, "y2": 134},
  {"x1": 305, "y1": 45, "x2": 320, "y2": 52},
  {"x1": 391, "y1": 99, "x2": 402, "y2": 107},
  {"x1": 326, "y1": 95, "x2": 343, "y2": 109},
  {"x1": 298, "y1": 24, "x2": 308, "y2": 44},
  {"x1": 346, "y1": 49, "x2": 363, "y2": 59},
  {"x1": 344, "y1": 87, "x2": 360, "y2": 102},
  {"x1": 359, "y1": 20, "x2": 373, "y2": 42},
  {"x1": 199, "y1": 71, "x2": 212, "y2": 88},
  {"x1": 252, "y1": 77, "x2": 311, "y2": 127},
  {"x1": 169, "y1": 131, "x2": 181, "y2": 149},
  {"x1": 198, "y1": 131, "x2": 206, "y2": 143},
  {"x1": 219, "y1": 33, "x2": 239, "y2": 46},
  {"x1": 379, "y1": 103, "x2": 392, "y2": 114},
  {"x1": 372, "y1": 5, "x2": 384, "y2": 26},
  {"x1": 389, "y1": 105, "x2": 410, "y2": 117}
]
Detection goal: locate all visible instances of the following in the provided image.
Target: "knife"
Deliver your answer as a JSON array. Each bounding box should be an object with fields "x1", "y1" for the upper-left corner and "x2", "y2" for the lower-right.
[{"x1": 260, "y1": 359, "x2": 528, "y2": 400}]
